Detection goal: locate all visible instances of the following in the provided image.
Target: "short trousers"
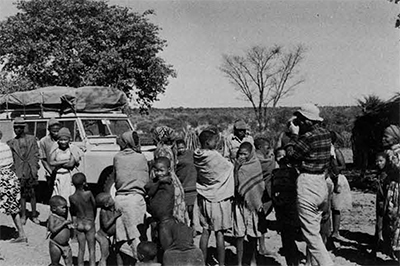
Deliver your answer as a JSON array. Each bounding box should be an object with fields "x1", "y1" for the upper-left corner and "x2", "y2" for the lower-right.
[
  {"x1": 197, "y1": 195, "x2": 232, "y2": 231},
  {"x1": 233, "y1": 201, "x2": 260, "y2": 238}
]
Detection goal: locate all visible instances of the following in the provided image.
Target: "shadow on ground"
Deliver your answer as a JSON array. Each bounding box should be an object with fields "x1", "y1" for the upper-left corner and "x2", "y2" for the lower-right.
[
  {"x1": 331, "y1": 230, "x2": 399, "y2": 265},
  {"x1": 0, "y1": 225, "x2": 18, "y2": 240}
]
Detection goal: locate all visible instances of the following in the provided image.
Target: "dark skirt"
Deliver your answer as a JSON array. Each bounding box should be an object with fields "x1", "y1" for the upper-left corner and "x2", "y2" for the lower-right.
[{"x1": 0, "y1": 168, "x2": 21, "y2": 215}]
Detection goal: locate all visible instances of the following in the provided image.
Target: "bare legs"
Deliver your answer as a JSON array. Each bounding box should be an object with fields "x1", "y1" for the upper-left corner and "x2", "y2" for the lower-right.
[
  {"x1": 236, "y1": 237, "x2": 244, "y2": 266},
  {"x1": 200, "y1": 229, "x2": 226, "y2": 266},
  {"x1": 20, "y1": 194, "x2": 38, "y2": 225},
  {"x1": 95, "y1": 231, "x2": 110, "y2": 266},
  {"x1": 331, "y1": 209, "x2": 341, "y2": 238},
  {"x1": 236, "y1": 236, "x2": 257, "y2": 266},
  {"x1": 11, "y1": 213, "x2": 26, "y2": 239},
  {"x1": 76, "y1": 227, "x2": 96, "y2": 266}
]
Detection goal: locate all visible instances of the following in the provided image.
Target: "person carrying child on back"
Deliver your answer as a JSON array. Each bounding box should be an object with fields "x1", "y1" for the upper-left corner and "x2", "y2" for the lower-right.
[
  {"x1": 194, "y1": 129, "x2": 235, "y2": 266},
  {"x1": 69, "y1": 172, "x2": 96, "y2": 266},
  {"x1": 145, "y1": 157, "x2": 204, "y2": 266},
  {"x1": 233, "y1": 142, "x2": 265, "y2": 266},
  {"x1": 47, "y1": 195, "x2": 73, "y2": 266},
  {"x1": 95, "y1": 192, "x2": 122, "y2": 266}
]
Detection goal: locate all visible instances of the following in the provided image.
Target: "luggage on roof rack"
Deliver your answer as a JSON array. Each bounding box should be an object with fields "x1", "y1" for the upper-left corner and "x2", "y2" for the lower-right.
[{"x1": 0, "y1": 86, "x2": 128, "y2": 114}]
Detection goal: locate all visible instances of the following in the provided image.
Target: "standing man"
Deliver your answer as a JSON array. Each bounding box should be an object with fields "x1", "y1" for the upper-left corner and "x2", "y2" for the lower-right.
[
  {"x1": 39, "y1": 118, "x2": 61, "y2": 202},
  {"x1": 223, "y1": 120, "x2": 254, "y2": 162},
  {"x1": 286, "y1": 104, "x2": 334, "y2": 266},
  {"x1": 7, "y1": 117, "x2": 40, "y2": 225}
]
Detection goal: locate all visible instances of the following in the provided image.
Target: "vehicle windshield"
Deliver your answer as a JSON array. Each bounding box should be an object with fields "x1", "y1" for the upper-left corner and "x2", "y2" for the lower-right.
[{"x1": 82, "y1": 119, "x2": 132, "y2": 137}]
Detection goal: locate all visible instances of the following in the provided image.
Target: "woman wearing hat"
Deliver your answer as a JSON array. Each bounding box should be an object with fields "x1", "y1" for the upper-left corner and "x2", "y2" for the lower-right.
[
  {"x1": 49, "y1": 127, "x2": 83, "y2": 206},
  {"x1": 7, "y1": 117, "x2": 40, "y2": 225}
]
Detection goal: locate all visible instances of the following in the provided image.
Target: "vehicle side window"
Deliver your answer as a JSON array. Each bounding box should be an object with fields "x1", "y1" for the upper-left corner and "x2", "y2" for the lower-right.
[
  {"x1": 82, "y1": 120, "x2": 110, "y2": 137},
  {"x1": 26, "y1": 122, "x2": 35, "y2": 137},
  {"x1": 60, "y1": 120, "x2": 82, "y2": 142},
  {"x1": 109, "y1": 120, "x2": 131, "y2": 136},
  {"x1": 36, "y1": 122, "x2": 47, "y2": 140}
]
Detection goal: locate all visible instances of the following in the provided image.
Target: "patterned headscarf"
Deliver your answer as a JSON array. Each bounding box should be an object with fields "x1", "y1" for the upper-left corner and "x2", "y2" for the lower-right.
[
  {"x1": 152, "y1": 126, "x2": 175, "y2": 144},
  {"x1": 117, "y1": 131, "x2": 141, "y2": 153},
  {"x1": 384, "y1": 125, "x2": 400, "y2": 144}
]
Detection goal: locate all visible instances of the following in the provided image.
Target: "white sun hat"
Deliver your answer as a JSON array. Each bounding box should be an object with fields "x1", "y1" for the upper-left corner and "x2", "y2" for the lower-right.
[{"x1": 294, "y1": 103, "x2": 323, "y2": 122}]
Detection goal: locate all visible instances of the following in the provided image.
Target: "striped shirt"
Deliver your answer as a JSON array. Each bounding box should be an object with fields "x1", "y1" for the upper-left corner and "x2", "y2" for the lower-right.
[{"x1": 287, "y1": 124, "x2": 331, "y2": 174}]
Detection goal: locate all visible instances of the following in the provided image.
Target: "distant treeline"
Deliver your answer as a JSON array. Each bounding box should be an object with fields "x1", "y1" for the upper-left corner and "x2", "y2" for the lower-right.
[{"x1": 129, "y1": 106, "x2": 360, "y2": 149}]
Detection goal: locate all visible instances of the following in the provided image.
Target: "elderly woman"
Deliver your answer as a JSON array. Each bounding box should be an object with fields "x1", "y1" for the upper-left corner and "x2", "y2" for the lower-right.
[
  {"x1": 49, "y1": 127, "x2": 83, "y2": 206},
  {"x1": 114, "y1": 131, "x2": 149, "y2": 263},
  {"x1": 381, "y1": 125, "x2": 400, "y2": 260},
  {"x1": 0, "y1": 130, "x2": 27, "y2": 245},
  {"x1": 383, "y1": 124, "x2": 400, "y2": 169}
]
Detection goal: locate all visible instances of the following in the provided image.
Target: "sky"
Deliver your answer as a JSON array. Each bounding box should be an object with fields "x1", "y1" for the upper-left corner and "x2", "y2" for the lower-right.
[{"x1": 0, "y1": 0, "x2": 399, "y2": 108}]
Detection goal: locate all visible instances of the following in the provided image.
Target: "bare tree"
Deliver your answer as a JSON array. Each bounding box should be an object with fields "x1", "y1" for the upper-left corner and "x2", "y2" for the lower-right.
[{"x1": 220, "y1": 44, "x2": 306, "y2": 131}]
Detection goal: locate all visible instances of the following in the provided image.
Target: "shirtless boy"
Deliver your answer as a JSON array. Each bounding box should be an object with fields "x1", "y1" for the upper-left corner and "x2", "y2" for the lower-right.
[
  {"x1": 95, "y1": 192, "x2": 122, "y2": 266},
  {"x1": 69, "y1": 173, "x2": 96, "y2": 266},
  {"x1": 47, "y1": 195, "x2": 73, "y2": 266}
]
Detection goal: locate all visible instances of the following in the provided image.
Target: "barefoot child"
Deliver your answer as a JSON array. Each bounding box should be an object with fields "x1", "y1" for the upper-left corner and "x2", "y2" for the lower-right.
[
  {"x1": 69, "y1": 173, "x2": 96, "y2": 266},
  {"x1": 146, "y1": 157, "x2": 204, "y2": 266},
  {"x1": 194, "y1": 129, "x2": 234, "y2": 266},
  {"x1": 234, "y1": 142, "x2": 265, "y2": 266},
  {"x1": 95, "y1": 192, "x2": 122, "y2": 266},
  {"x1": 47, "y1": 195, "x2": 73, "y2": 266}
]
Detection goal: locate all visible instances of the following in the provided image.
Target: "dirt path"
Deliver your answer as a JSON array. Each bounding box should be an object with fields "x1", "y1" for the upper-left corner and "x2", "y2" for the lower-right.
[{"x1": 0, "y1": 191, "x2": 398, "y2": 266}]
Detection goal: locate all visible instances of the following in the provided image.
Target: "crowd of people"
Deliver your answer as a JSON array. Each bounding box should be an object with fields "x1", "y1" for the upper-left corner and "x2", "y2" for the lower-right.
[{"x1": 0, "y1": 103, "x2": 399, "y2": 266}]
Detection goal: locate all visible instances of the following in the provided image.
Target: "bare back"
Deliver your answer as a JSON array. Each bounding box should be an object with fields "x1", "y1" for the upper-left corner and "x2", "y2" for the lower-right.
[{"x1": 69, "y1": 190, "x2": 96, "y2": 232}]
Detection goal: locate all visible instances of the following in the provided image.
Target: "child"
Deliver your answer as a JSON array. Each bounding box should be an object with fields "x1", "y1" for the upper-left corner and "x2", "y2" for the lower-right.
[
  {"x1": 49, "y1": 127, "x2": 83, "y2": 206},
  {"x1": 95, "y1": 192, "x2": 122, "y2": 266},
  {"x1": 146, "y1": 157, "x2": 204, "y2": 266},
  {"x1": 47, "y1": 195, "x2": 73, "y2": 266},
  {"x1": 176, "y1": 139, "x2": 197, "y2": 227},
  {"x1": 194, "y1": 129, "x2": 235, "y2": 266},
  {"x1": 234, "y1": 142, "x2": 265, "y2": 266},
  {"x1": 137, "y1": 241, "x2": 161, "y2": 266},
  {"x1": 271, "y1": 148, "x2": 302, "y2": 266},
  {"x1": 253, "y1": 138, "x2": 276, "y2": 255},
  {"x1": 69, "y1": 173, "x2": 96, "y2": 266},
  {"x1": 275, "y1": 147, "x2": 286, "y2": 163}
]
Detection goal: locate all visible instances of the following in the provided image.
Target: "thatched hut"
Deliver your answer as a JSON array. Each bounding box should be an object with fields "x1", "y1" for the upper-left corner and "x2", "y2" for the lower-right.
[{"x1": 352, "y1": 94, "x2": 400, "y2": 173}]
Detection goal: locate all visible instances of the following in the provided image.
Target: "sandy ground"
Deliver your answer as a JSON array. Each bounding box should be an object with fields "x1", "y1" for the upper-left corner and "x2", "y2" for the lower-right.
[{"x1": 0, "y1": 190, "x2": 399, "y2": 266}]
